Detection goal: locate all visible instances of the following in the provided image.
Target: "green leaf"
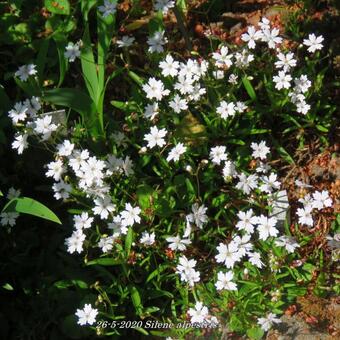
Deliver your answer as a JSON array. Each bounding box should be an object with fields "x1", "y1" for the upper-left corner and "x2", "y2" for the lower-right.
[
  {"x1": 52, "y1": 34, "x2": 68, "y2": 87},
  {"x1": 136, "y1": 184, "x2": 154, "y2": 209},
  {"x1": 81, "y1": 0, "x2": 96, "y2": 21},
  {"x1": 146, "y1": 265, "x2": 169, "y2": 283},
  {"x1": 2, "y1": 197, "x2": 61, "y2": 224},
  {"x1": 44, "y1": 0, "x2": 70, "y2": 15},
  {"x1": 36, "y1": 38, "x2": 50, "y2": 85},
  {"x1": 247, "y1": 327, "x2": 264, "y2": 340},
  {"x1": 316, "y1": 124, "x2": 328, "y2": 132},
  {"x1": 86, "y1": 258, "x2": 123, "y2": 266},
  {"x1": 43, "y1": 87, "x2": 96, "y2": 120},
  {"x1": 81, "y1": 25, "x2": 99, "y2": 105},
  {"x1": 242, "y1": 76, "x2": 256, "y2": 100},
  {"x1": 125, "y1": 227, "x2": 133, "y2": 256},
  {"x1": 2, "y1": 283, "x2": 14, "y2": 291},
  {"x1": 129, "y1": 285, "x2": 143, "y2": 315},
  {"x1": 128, "y1": 71, "x2": 144, "y2": 87}
]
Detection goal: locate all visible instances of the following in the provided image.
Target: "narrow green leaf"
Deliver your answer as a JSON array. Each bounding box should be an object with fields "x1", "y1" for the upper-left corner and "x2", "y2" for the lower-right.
[
  {"x1": 125, "y1": 227, "x2": 133, "y2": 256},
  {"x1": 81, "y1": 25, "x2": 99, "y2": 104},
  {"x1": 128, "y1": 71, "x2": 144, "y2": 87},
  {"x1": 86, "y1": 258, "x2": 123, "y2": 266},
  {"x1": 36, "y1": 38, "x2": 50, "y2": 85},
  {"x1": 2, "y1": 197, "x2": 61, "y2": 224},
  {"x1": 129, "y1": 285, "x2": 143, "y2": 315},
  {"x1": 53, "y1": 34, "x2": 68, "y2": 87},
  {"x1": 81, "y1": 0, "x2": 96, "y2": 21},
  {"x1": 2, "y1": 283, "x2": 14, "y2": 291},
  {"x1": 242, "y1": 76, "x2": 256, "y2": 100}
]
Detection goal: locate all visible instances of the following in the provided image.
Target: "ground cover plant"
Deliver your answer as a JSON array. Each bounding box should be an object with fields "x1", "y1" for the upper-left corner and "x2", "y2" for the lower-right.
[{"x1": 0, "y1": 0, "x2": 339, "y2": 339}]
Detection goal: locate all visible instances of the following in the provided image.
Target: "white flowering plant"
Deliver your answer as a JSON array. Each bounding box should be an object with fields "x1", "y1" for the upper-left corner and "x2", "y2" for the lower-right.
[{"x1": 1, "y1": 0, "x2": 339, "y2": 339}]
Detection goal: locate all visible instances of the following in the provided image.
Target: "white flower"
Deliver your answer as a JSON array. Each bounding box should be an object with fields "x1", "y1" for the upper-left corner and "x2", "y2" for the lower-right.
[
  {"x1": 275, "y1": 52, "x2": 297, "y2": 72},
  {"x1": 75, "y1": 304, "x2": 98, "y2": 326},
  {"x1": 248, "y1": 252, "x2": 264, "y2": 268},
  {"x1": 188, "y1": 302, "x2": 209, "y2": 323},
  {"x1": 46, "y1": 160, "x2": 65, "y2": 181},
  {"x1": 121, "y1": 156, "x2": 134, "y2": 177},
  {"x1": 251, "y1": 141, "x2": 270, "y2": 160},
  {"x1": 169, "y1": 94, "x2": 188, "y2": 113},
  {"x1": 34, "y1": 115, "x2": 59, "y2": 140},
  {"x1": 121, "y1": 203, "x2": 141, "y2": 227},
  {"x1": 294, "y1": 75, "x2": 311, "y2": 93},
  {"x1": 52, "y1": 180, "x2": 72, "y2": 200},
  {"x1": 236, "y1": 209, "x2": 258, "y2": 234},
  {"x1": 222, "y1": 160, "x2": 237, "y2": 179},
  {"x1": 273, "y1": 71, "x2": 292, "y2": 90},
  {"x1": 64, "y1": 42, "x2": 81, "y2": 62},
  {"x1": 144, "y1": 126, "x2": 167, "y2": 149},
  {"x1": 98, "y1": 235, "x2": 115, "y2": 252},
  {"x1": 142, "y1": 78, "x2": 169, "y2": 101},
  {"x1": 261, "y1": 28, "x2": 282, "y2": 49},
  {"x1": 215, "y1": 242, "x2": 241, "y2": 268},
  {"x1": 241, "y1": 26, "x2": 262, "y2": 49},
  {"x1": 233, "y1": 234, "x2": 253, "y2": 257},
  {"x1": 312, "y1": 190, "x2": 332, "y2": 210},
  {"x1": 6, "y1": 187, "x2": 21, "y2": 200},
  {"x1": 159, "y1": 54, "x2": 179, "y2": 77},
  {"x1": 187, "y1": 203, "x2": 208, "y2": 229},
  {"x1": 116, "y1": 35, "x2": 135, "y2": 48},
  {"x1": 92, "y1": 196, "x2": 116, "y2": 220},
  {"x1": 275, "y1": 236, "x2": 299, "y2": 253},
  {"x1": 176, "y1": 255, "x2": 200, "y2": 286},
  {"x1": 166, "y1": 235, "x2": 191, "y2": 251},
  {"x1": 144, "y1": 102, "x2": 159, "y2": 120},
  {"x1": 15, "y1": 64, "x2": 37, "y2": 81},
  {"x1": 12, "y1": 133, "x2": 28, "y2": 154},
  {"x1": 258, "y1": 17, "x2": 271, "y2": 31},
  {"x1": 65, "y1": 229, "x2": 86, "y2": 254},
  {"x1": 174, "y1": 75, "x2": 195, "y2": 95},
  {"x1": 235, "y1": 101, "x2": 247, "y2": 113},
  {"x1": 147, "y1": 30, "x2": 167, "y2": 53},
  {"x1": 108, "y1": 215, "x2": 128, "y2": 235},
  {"x1": 215, "y1": 271, "x2": 237, "y2": 291},
  {"x1": 216, "y1": 101, "x2": 236, "y2": 119},
  {"x1": 74, "y1": 212, "x2": 93, "y2": 230},
  {"x1": 296, "y1": 100, "x2": 310, "y2": 115},
  {"x1": 209, "y1": 145, "x2": 228, "y2": 165},
  {"x1": 212, "y1": 46, "x2": 233, "y2": 68},
  {"x1": 167, "y1": 143, "x2": 187, "y2": 162},
  {"x1": 303, "y1": 33, "x2": 324, "y2": 53},
  {"x1": 8, "y1": 102, "x2": 28, "y2": 124},
  {"x1": 257, "y1": 313, "x2": 281, "y2": 331},
  {"x1": 260, "y1": 173, "x2": 281, "y2": 193},
  {"x1": 236, "y1": 173, "x2": 258, "y2": 195},
  {"x1": 0, "y1": 212, "x2": 19, "y2": 227},
  {"x1": 154, "y1": 0, "x2": 175, "y2": 14},
  {"x1": 140, "y1": 231, "x2": 156, "y2": 246},
  {"x1": 98, "y1": 0, "x2": 117, "y2": 18},
  {"x1": 57, "y1": 140, "x2": 74, "y2": 157},
  {"x1": 296, "y1": 206, "x2": 313, "y2": 226},
  {"x1": 234, "y1": 49, "x2": 254, "y2": 68},
  {"x1": 257, "y1": 215, "x2": 279, "y2": 240},
  {"x1": 69, "y1": 149, "x2": 89, "y2": 171},
  {"x1": 228, "y1": 74, "x2": 238, "y2": 84}
]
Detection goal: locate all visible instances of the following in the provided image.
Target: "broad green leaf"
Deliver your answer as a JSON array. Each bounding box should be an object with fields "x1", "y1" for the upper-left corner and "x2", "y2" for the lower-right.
[
  {"x1": 2, "y1": 197, "x2": 61, "y2": 224},
  {"x1": 43, "y1": 88, "x2": 95, "y2": 118},
  {"x1": 44, "y1": 0, "x2": 70, "y2": 15},
  {"x1": 2, "y1": 283, "x2": 14, "y2": 291},
  {"x1": 242, "y1": 76, "x2": 256, "y2": 100},
  {"x1": 86, "y1": 258, "x2": 123, "y2": 266},
  {"x1": 247, "y1": 327, "x2": 264, "y2": 340}
]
